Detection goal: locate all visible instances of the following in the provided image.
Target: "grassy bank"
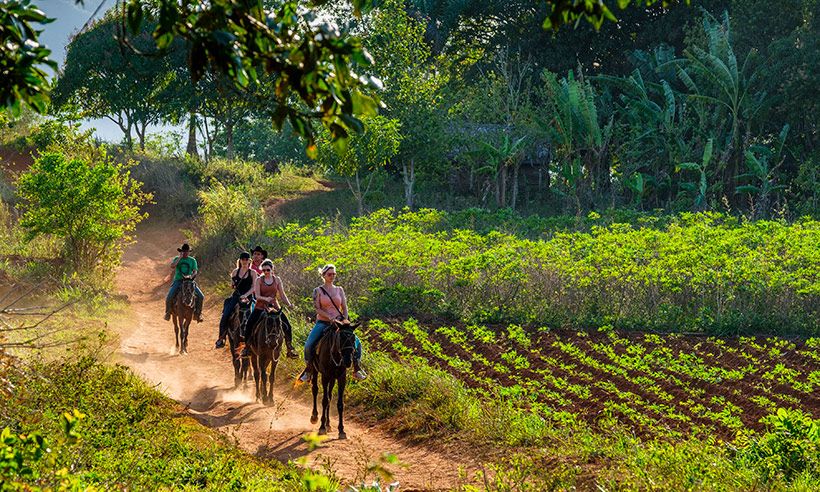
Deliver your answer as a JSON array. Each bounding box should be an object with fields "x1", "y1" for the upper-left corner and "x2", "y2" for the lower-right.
[{"x1": 1, "y1": 356, "x2": 333, "y2": 491}]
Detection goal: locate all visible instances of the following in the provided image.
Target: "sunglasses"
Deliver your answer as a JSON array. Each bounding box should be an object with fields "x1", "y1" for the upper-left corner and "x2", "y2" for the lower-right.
[
  {"x1": 325, "y1": 272, "x2": 336, "y2": 276},
  {"x1": 262, "y1": 268, "x2": 272, "y2": 272}
]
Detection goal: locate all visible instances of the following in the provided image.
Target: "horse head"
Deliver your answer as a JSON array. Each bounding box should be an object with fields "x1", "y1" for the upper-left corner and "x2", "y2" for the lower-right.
[
  {"x1": 180, "y1": 277, "x2": 196, "y2": 308},
  {"x1": 331, "y1": 319, "x2": 359, "y2": 368},
  {"x1": 261, "y1": 307, "x2": 284, "y2": 347}
]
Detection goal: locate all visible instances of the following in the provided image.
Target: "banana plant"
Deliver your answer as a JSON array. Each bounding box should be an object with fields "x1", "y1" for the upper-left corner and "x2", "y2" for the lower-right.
[
  {"x1": 672, "y1": 12, "x2": 767, "y2": 177},
  {"x1": 622, "y1": 171, "x2": 655, "y2": 209},
  {"x1": 473, "y1": 134, "x2": 528, "y2": 208},
  {"x1": 678, "y1": 138, "x2": 713, "y2": 210},
  {"x1": 736, "y1": 124, "x2": 789, "y2": 218}
]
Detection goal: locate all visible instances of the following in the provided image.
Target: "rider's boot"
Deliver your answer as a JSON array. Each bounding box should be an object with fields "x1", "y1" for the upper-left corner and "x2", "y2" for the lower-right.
[
  {"x1": 286, "y1": 342, "x2": 299, "y2": 359},
  {"x1": 240, "y1": 345, "x2": 250, "y2": 357},
  {"x1": 194, "y1": 296, "x2": 204, "y2": 323},
  {"x1": 214, "y1": 338, "x2": 225, "y2": 349},
  {"x1": 298, "y1": 363, "x2": 312, "y2": 383},
  {"x1": 164, "y1": 298, "x2": 172, "y2": 321},
  {"x1": 352, "y1": 359, "x2": 368, "y2": 381}
]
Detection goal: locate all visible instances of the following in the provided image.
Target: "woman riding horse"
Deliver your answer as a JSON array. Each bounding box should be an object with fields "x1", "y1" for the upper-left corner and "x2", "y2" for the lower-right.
[
  {"x1": 215, "y1": 251, "x2": 257, "y2": 349},
  {"x1": 299, "y1": 264, "x2": 367, "y2": 382},
  {"x1": 240, "y1": 259, "x2": 298, "y2": 358}
]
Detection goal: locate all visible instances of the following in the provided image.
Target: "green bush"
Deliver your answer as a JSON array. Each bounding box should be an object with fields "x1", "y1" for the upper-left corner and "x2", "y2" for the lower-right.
[
  {"x1": 739, "y1": 408, "x2": 820, "y2": 483},
  {"x1": 129, "y1": 154, "x2": 198, "y2": 218},
  {"x1": 16, "y1": 152, "x2": 151, "y2": 274},
  {"x1": 195, "y1": 182, "x2": 266, "y2": 269}
]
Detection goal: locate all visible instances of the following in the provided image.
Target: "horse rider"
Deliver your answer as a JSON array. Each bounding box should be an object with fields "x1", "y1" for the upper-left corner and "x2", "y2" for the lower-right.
[
  {"x1": 250, "y1": 245, "x2": 267, "y2": 275},
  {"x1": 240, "y1": 259, "x2": 299, "y2": 359},
  {"x1": 299, "y1": 264, "x2": 367, "y2": 382},
  {"x1": 164, "y1": 243, "x2": 204, "y2": 322},
  {"x1": 214, "y1": 251, "x2": 257, "y2": 349}
]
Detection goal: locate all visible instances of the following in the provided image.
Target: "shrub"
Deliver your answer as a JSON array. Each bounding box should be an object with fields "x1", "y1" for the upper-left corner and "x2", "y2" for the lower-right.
[
  {"x1": 739, "y1": 408, "x2": 820, "y2": 483},
  {"x1": 195, "y1": 182, "x2": 266, "y2": 269},
  {"x1": 16, "y1": 152, "x2": 151, "y2": 273}
]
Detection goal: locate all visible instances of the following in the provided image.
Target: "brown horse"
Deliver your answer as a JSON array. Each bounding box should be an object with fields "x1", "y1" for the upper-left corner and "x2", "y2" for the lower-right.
[
  {"x1": 310, "y1": 320, "x2": 359, "y2": 439},
  {"x1": 227, "y1": 297, "x2": 252, "y2": 388},
  {"x1": 248, "y1": 307, "x2": 284, "y2": 404},
  {"x1": 171, "y1": 277, "x2": 196, "y2": 354}
]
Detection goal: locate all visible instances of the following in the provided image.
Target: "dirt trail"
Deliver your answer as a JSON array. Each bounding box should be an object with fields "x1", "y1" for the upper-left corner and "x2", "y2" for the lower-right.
[{"x1": 112, "y1": 221, "x2": 478, "y2": 491}]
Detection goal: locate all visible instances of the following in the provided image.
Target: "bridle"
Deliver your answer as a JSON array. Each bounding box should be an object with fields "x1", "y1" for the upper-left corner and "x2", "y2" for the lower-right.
[
  {"x1": 260, "y1": 308, "x2": 284, "y2": 347},
  {"x1": 330, "y1": 325, "x2": 356, "y2": 368},
  {"x1": 228, "y1": 298, "x2": 252, "y2": 339}
]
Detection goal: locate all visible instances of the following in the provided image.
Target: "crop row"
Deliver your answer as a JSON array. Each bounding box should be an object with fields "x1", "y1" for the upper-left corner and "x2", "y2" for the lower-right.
[{"x1": 365, "y1": 320, "x2": 819, "y2": 439}]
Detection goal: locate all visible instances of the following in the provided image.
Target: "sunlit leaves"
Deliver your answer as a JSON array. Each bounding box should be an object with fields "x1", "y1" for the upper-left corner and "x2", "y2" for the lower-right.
[{"x1": 0, "y1": 0, "x2": 55, "y2": 116}]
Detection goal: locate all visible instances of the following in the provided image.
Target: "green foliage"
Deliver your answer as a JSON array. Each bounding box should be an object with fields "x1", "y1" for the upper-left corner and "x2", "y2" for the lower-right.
[
  {"x1": 2, "y1": 356, "x2": 326, "y2": 490},
  {"x1": 0, "y1": 0, "x2": 55, "y2": 116},
  {"x1": 16, "y1": 152, "x2": 151, "y2": 273},
  {"x1": 739, "y1": 408, "x2": 820, "y2": 483},
  {"x1": 318, "y1": 114, "x2": 402, "y2": 215},
  {"x1": 269, "y1": 208, "x2": 820, "y2": 334}
]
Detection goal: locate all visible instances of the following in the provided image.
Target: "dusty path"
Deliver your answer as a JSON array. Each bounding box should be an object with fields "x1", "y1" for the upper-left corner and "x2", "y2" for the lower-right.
[{"x1": 112, "y1": 221, "x2": 478, "y2": 491}]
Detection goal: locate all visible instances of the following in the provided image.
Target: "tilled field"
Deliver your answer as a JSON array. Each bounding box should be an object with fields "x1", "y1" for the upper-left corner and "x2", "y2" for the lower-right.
[{"x1": 365, "y1": 319, "x2": 819, "y2": 439}]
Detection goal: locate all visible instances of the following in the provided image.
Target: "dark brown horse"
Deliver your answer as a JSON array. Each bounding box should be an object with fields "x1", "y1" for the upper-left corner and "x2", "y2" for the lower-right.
[
  {"x1": 227, "y1": 297, "x2": 252, "y2": 388},
  {"x1": 171, "y1": 276, "x2": 196, "y2": 354},
  {"x1": 248, "y1": 307, "x2": 284, "y2": 404},
  {"x1": 309, "y1": 320, "x2": 359, "y2": 439}
]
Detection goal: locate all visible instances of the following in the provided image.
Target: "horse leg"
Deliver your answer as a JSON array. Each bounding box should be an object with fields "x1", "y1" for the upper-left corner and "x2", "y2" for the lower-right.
[
  {"x1": 251, "y1": 351, "x2": 261, "y2": 401},
  {"x1": 324, "y1": 377, "x2": 335, "y2": 433},
  {"x1": 337, "y1": 374, "x2": 346, "y2": 440},
  {"x1": 318, "y1": 375, "x2": 331, "y2": 435},
  {"x1": 310, "y1": 372, "x2": 319, "y2": 425},
  {"x1": 181, "y1": 318, "x2": 190, "y2": 354},
  {"x1": 173, "y1": 317, "x2": 180, "y2": 353},
  {"x1": 261, "y1": 353, "x2": 272, "y2": 405}
]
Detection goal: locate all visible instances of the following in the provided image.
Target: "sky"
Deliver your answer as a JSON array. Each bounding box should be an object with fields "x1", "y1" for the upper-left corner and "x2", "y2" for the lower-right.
[{"x1": 37, "y1": 0, "x2": 172, "y2": 143}]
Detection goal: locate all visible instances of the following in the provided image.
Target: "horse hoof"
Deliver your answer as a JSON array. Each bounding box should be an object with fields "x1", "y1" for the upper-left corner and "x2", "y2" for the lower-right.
[
  {"x1": 318, "y1": 428, "x2": 327, "y2": 436},
  {"x1": 310, "y1": 415, "x2": 318, "y2": 425},
  {"x1": 338, "y1": 432, "x2": 347, "y2": 440}
]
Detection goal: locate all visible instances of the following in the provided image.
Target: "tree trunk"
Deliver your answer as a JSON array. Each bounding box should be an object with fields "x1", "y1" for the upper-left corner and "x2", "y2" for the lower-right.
[
  {"x1": 136, "y1": 121, "x2": 147, "y2": 151},
  {"x1": 226, "y1": 121, "x2": 235, "y2": 160},
  {"x1": 511, "y1": 160, "x2": 520, "y2": 210},
  {"x1": 402, "y1": 160, "x2": 415, "y2": 209},
  {"x1": 186, "y1": 112, "x2": 199, "y2": 158},
  {"x1": 348, "y1": 173, "x2": 365, "y2": 216}
]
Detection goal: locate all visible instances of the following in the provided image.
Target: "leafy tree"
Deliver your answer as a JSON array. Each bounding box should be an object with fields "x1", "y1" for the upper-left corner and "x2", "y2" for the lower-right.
[
  {"x1": 16, "y1": 151, "x2": 151, "y2": 272},
  {"x1": 677, "y1": 138, "x2": 713, "y2": 210},
  {"x1": 52, "y1": 14, "x2": 171, "y2": 150},
  {"x1": 363, "y1": 0, "x2": 450, "y2": 209},
  {"x1": 317, "y1": 115, "x2": 402, "y2": 215}
]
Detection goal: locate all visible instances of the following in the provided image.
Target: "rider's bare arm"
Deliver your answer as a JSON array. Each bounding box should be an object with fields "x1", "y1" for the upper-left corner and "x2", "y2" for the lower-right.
[
  {"x1": 276, "y1": 276, "x2": 294, "y2": 308},
  {"x1": 339, "y1": 287, "x2": 349, "y2": 319}
]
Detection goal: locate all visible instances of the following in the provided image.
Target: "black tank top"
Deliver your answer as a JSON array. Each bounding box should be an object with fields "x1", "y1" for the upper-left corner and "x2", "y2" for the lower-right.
[{"x1": 232, "y1": 269, "x2": 253, "y2": 295}]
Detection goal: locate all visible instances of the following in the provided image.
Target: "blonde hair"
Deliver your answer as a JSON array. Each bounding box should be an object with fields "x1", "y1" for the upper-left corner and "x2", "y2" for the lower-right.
[{"x1": 318, "y1": 263, "x2": 336, "y2": 277}]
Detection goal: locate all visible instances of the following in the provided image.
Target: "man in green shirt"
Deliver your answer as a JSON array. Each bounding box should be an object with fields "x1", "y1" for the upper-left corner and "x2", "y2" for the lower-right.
[{"x1": 164, "y1": 243, "x2": 204, "y2": 322}]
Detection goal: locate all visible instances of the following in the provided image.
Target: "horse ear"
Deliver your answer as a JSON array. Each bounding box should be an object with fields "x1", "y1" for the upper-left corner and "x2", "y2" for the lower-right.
[{"x1": 350, "y1": 322, "x2": 360, "y2": 330}]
